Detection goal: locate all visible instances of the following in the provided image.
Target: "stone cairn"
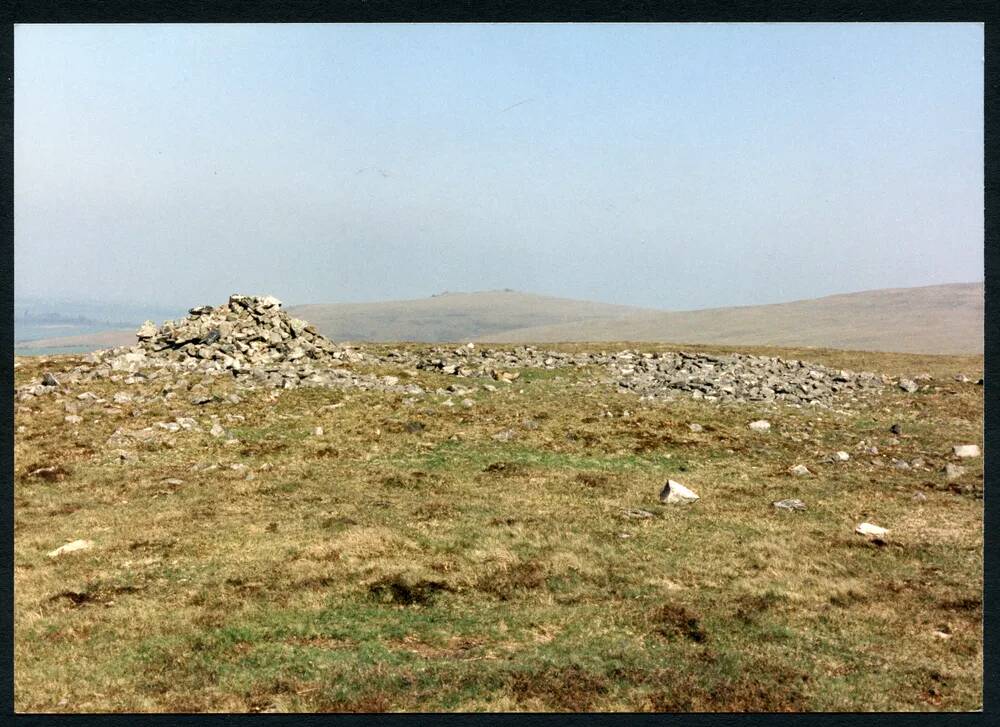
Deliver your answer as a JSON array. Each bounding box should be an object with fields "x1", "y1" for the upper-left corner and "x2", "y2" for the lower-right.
[{"x1": 16, "y1": 295, "x2": 420, "y2": 399}]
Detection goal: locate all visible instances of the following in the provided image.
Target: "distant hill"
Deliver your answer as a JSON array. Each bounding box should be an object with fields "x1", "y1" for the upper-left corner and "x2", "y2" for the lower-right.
[
  {"x1": 15, "y1": 283, "x2": 983, "y2": 356},
  {"x1": 287, "y1": 290, "x2": 651, "y2": 343},
  {"x1": 480, "y1": 283, "x2": 984, "y2": 355}
]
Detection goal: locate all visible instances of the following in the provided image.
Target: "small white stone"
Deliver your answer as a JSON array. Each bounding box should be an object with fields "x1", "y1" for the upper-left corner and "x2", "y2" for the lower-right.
[
  {"x1": 749, "y1": 420, "x2": 771, "y2": 432},
  {"x1": 789, "y1": 464, "x2": 811, "y2": 477},
  {"x1": 855, "y1": 522, "x2": 889, "y2": 538},
  {"x1": 952, "y1": 444, "x2": 980, "y2": 458},
  {"x1": 659, "y1": 480, "x2": 699, "y2": 505},
  {"x1": 834, "y1": 451, "x2": 850, "y2": 461},
  {"x1": 64, "y1": 415, "x2": 82, "y2": 425},
  {"x1": 773, "y1": 498, "x2": 806, "y2": 511},
  {"x1": 47, "y1": 539, "x2": 94, "y2": 558},
  {"x1": 688, "y1": 423, "x2": 704, "y2": 433},
  {"x1": 314, "y1": 426, "x2": 324, "y2": 436}
]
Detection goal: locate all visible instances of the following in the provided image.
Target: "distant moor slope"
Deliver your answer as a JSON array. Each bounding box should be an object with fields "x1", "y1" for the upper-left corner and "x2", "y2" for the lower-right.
[
  {"x1": 288, "y1": 290, "x2": 652, "y2": 343},
  {"x1": 481, "y1": 283, "x2": 983, "y2": 355}
]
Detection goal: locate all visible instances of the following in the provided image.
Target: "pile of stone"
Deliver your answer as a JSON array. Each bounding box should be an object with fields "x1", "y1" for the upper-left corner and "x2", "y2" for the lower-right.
[{"x1": 16, "y1": 295, "x2": 422, "y2": 398}]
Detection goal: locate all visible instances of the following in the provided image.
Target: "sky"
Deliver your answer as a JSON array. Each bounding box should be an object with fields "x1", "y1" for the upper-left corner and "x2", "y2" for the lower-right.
[{"x1": 15, "y1": 23, "x2": 984, "y2": 311}]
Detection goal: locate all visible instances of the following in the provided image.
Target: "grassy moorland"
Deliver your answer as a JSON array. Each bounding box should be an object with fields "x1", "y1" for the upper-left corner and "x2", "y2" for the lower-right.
[{"x1": 13, "y1": 343, "x2": 983, "y2": 712}]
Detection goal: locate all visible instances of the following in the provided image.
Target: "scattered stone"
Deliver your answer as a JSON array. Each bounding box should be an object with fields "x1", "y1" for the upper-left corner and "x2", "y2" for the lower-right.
[
  {"x1": 855, "y1": 522, "x2": 889, "y2": 539},
  {"x1": 788, "y1": 464, "x2": 811, "y2": 477},
  {"x1": 748, "y1": 420, "x2": 771, "y2": 432},
  {"x1": 834, "y1": 451, "x2": 850, "y2": 461},
  {"x1": 64, "y1": 415, "x2": 82, "y2": 425},
  {"x1": 314, "y1": 426, "x2": 324, "y2": 436},
  {"x1": 209, "y1": 423, "x2": 226, "y2": 438},
  {"x1": 41, "y1": 372, "x2": 59, "y2": 387},
  {"x1": 659, "y1": 480, "x2": 699, "y2": 505},
  {"x1": 952, "y1": 445, "x2": 980, "y2": 458},
  {"x1": 46, "y1": 539, "x2": 94, "y2": 558},
  {"x1": 162, "y1": 478, "x2": 184, "y2": 486},
  {"x1": 492, "y1": 429, "x2": 516, "y2": 442},
  {"x1": 687, "y1": 423, "x2": 704, "y2": 433},
  {"x1": 890, "y1": 423, "x2": 902, "y2": 435},
  {"x1": 892, "y1": 459, "x2": 911, "y2": 470},
  {"x1": 912, "y1": 491, "x2": 928, "y2": 502},
  {"x1": 772, "y1": 498, "x2": 806, "y2": 512},
  {"x1": 954, "y1": 374, "x2": 969, "y2": 383},
  {"x1": 112, "y1": 392, "x2": 132, "y2": 404},
  {"x1": 898, "y1": 379, "x2": 919, "y2": 393}
]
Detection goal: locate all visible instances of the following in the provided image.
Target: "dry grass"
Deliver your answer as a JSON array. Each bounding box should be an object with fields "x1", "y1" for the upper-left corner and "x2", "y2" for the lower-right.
[{"x1": 13, "y1": 343, "x2": 983, "y2": 712}]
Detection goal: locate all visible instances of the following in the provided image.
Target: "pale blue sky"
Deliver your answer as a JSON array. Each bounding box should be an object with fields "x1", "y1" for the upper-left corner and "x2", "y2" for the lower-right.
[{"x1": 15, "y1": 23, "x2": 984, "y2": 310}]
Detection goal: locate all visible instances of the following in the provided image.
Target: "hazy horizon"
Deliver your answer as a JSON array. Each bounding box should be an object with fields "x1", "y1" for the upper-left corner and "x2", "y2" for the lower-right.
[{"x1": 16, "y1": 23, "x2": 984, "y2": 310}]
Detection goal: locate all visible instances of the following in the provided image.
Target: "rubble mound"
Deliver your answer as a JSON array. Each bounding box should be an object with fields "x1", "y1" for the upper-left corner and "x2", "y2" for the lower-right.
[
  {"x1": 131, "y1": 294, "x2": 338, "y2": 370},
  {"x1": 83, "y1": 294, "x2": 402, "y2": 391},
  {"x1": 16, "y1": 295, "x2": 418, "y2": 398}
]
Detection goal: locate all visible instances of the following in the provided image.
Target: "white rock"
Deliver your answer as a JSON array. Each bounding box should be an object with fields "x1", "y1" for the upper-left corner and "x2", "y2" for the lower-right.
[
  {"x1": 749, "y1": 420, "x2": 771, "y2": 432},
  {"x1": 47, "y1": 539, "x2": 94, "y2": 558},
  {"x1": 952, "y1": 445, "x2": 980, "y2": 458},
  {"x1": 64, "y1": 415, "x2": 82, "y2": 425},
  {"x1": 789, "y1": 464, "x2": 811, "y2": 477},
  {"x1": 313, "y1": 426, "x2": 324, "y2": 436},
  {"x1": 136, "y1": 320, "x2": 157, "y2": 339},
  {"x1": 773, "y1": 498, "x2": 806, "y2": 511},
  {"x1": 688, "y1": 423, "x2": 704, "y2": 433},
  {"x1": 834, "y1": 451, "x2": 850, "y2": 461},
  {"x1": 898, "y1": 378, "x2": 919, "y2": 393},
  {"x1": 113, "y1": 392, "x2": 132, "y2": 404},
  {"x1": 209, "y1": 423, "x2": 226, "y2": 438},
  {"x1": 659, "y1": 480, "x2": 699, "y2": 505},
  {"x1": 943, "y1": 463, "x2": 965, "y2": 481},
  {"x1": 855, "y1": 522, "x2": 888, "y2": 538}
]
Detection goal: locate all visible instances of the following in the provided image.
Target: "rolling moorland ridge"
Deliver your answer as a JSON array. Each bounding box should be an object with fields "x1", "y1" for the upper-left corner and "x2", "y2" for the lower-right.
[{"x1": 14, "y1": 282, "x2": 984, "y2": 356}]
